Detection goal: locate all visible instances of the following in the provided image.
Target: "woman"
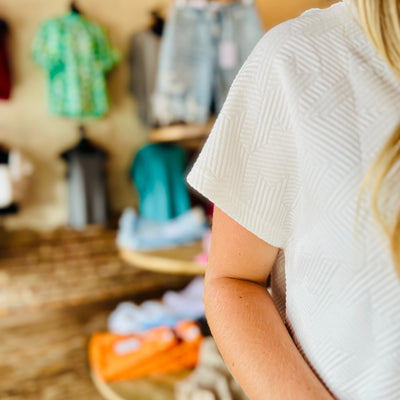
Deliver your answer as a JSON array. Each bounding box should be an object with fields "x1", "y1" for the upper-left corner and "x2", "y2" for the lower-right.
[{"x1": 187, "y1": 0, "x2": 400, "y2": 399}]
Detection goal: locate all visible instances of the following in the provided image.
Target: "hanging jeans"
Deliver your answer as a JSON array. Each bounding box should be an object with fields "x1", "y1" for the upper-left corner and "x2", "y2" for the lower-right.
[{"x1": 153, "y1": 1, "x2": 264, "y2": 125}]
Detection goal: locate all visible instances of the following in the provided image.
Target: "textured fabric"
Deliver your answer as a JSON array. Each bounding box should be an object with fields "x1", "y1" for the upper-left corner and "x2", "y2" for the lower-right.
[
  {"x1": 131, "y1": 144, "x2": 191, "y2": 222},
  {"x1": 32, "y1": 12, "x2": 119, "y2": 118},
  {"x1": 0, "y1": 19, "x2": 12, "y2": 100},
  {"x1": 187, "y1": 2, "x2": 400, "y2": 399}
]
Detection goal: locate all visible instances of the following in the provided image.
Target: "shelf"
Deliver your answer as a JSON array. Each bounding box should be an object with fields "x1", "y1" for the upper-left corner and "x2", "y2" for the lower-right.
[
  {"x1": 119, "y1": 241, "x2": 206, "y2": 275},
  {"x1": 149, "y1": 118, "x2": 216, "y2": 145},
  {"x1": 91, "y1": 369, "x2": 191, "y2": 400}
]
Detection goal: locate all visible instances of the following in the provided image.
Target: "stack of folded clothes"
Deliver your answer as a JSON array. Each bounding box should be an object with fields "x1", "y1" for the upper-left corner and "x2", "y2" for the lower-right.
[
  {"x1": 89, "y1": 320, "x2": 203, "y2": 381},
  {"x1": 108, "y1": 277, "x2": 205, "y2": 333},
  {"x1": 89, "y1": 278, "x2": 206, "y2": 382},
  {"x1": 117, "y1": 207, "x2": 210, "y2": 252}
]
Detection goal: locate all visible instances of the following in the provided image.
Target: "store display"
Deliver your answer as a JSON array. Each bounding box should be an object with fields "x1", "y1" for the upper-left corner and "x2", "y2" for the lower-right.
[
  {"x1": 129, "y1": 11, "x2": 164, "y2": 126},
  {"x1": 130, "y1": 143, "x2": 191, "y2": 222},
  {"x1": 116, "y1": 207, "x2": 209, "y2": 252},
  {"x1": 89, "y1": 320, "x2": 203, "y2": 382},
  {"x1": 108, "y1": 277, "x2": 205, "y2": 334},
  {"x1": 61, "y1": 126, "x2": 108, "y2": 228},
  {"x1": 32, "y1": 7, "x2": 120, "y2": 118},
  {"x1": 153, "y1": 0, "x2": 264, "y2": 125},
  {"x1": 1, "y1": 1, "x2": 264, "y2": 398}
]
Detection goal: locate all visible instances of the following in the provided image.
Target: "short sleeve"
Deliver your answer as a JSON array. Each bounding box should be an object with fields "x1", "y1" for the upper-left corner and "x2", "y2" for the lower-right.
[
  {"x1": 92, "y1": 25, "x2": 120, "y2": 73},
  {"x1": 187, "y1": 24, "x2": 301, "y2": 249},
  {"x1": 32, "y1": 22, "x2": 60, "y2": 71}
]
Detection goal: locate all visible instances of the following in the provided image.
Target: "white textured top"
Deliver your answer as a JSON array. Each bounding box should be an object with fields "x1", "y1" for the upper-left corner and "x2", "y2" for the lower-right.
[{"x1": 187, "y1": 2, "x2": 400, "y2": 399}]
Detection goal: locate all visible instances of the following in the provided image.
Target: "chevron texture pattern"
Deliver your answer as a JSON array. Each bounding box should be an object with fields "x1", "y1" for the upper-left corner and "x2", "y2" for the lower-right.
[{"x1": 187, "y1": 2, "x2": 400, "y2": 399}]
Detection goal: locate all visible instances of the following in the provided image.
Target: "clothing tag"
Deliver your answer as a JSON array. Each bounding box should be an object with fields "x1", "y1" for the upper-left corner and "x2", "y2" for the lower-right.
[
  {"x1": 114, "y1": 338, "x2": 141, "y2": 355},
  {"x1": 181, "y1": 325, "x2": 201, "y2": 342},
  {"x1": 219, "y1": 40, "x2": 239, "y2": 70}
]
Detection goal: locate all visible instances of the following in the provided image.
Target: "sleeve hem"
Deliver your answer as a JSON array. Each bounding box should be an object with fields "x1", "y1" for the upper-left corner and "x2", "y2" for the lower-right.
[{"x1": 187, "y1": 170, "x2": 287, "y2": 250}]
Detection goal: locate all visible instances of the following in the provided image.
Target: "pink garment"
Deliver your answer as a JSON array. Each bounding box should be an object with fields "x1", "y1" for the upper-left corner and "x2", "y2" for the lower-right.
[{"x1": 194, "y1": 230, "x2": 212, "y2": 266}]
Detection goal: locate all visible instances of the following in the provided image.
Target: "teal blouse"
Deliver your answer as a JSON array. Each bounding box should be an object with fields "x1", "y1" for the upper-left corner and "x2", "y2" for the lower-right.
[{"x1": 33, "y1": 12, "x2": 120, "y2": 118}]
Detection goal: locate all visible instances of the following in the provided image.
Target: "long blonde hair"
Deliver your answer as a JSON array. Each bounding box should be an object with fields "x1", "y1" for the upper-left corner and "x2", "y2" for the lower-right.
[{"x1": 355, "y1": 0, "x2": 400, "y2": 275}]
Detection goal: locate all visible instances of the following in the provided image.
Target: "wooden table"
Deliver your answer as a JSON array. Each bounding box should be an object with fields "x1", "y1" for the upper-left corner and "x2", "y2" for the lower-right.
[
  {"x1": 91, "y1": 369, "x2": 192, "y2": 400},
  {"x1": 119, "y1": 241, "x2": 206, "y2": 275}
]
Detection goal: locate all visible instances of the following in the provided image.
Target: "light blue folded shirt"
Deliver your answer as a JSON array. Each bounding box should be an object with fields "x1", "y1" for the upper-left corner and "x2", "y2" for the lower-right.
[{"x1": 117, "y1": 206, "x2": 209, "y2": 251}]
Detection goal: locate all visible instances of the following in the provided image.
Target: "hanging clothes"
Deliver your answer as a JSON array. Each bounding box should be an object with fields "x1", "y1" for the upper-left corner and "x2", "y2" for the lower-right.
[
  {"x1": 0, "y1": 147, "x2": 34, "y2": 213},
  {"x1": 129, "y1": 12, "x2": 164, "y2": 127},
  {"x1": 0, "y1": 19, "x2": 12, "y2": 100},
  {"x1": 32, "y1": 12, "x2": 120, "y2": 118},
  {"x1": 153, "y1": 0, "x2": 264, "y2": 125},
  {"x1": 0, "y1": 153, "x2": 12, "y2": 208},
  {"x1": 130, "y1": 143, "x2": 191, "y2": 222},
  {"x1": 61, "y1": 135, "x2": 108, "y2": 228}
]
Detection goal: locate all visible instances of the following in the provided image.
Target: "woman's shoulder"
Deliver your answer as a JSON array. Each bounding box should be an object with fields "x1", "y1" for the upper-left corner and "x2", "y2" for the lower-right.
[{"x1": 254, "y1": 1, "x2": 356, "y2": 71}]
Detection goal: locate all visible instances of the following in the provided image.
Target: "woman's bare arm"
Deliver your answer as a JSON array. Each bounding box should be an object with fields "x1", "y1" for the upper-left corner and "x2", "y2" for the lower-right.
[{"x1": 204, "y1": 207, "x2": 335, "y2": 400}]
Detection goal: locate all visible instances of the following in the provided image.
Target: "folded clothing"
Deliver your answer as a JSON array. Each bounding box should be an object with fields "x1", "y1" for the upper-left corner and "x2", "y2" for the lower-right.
[
  {"x1": 162, "y1": 276, "x2": 205, "y2": 320},
  {"x1": 175, "y1": 337, "x2": 249, "y2": 400},
  {"x1": 108, "y1": 300, "x2": 182, "y2": 334},
  {"x1": 89, "y1": 320, "x2": 203, "y2": 382},
  {"x1": 117, "y1": 206, "x2": 209, "y2": 251},
  {"x1": 108, "y1": 277, "x2": 205, "y2": 334}
]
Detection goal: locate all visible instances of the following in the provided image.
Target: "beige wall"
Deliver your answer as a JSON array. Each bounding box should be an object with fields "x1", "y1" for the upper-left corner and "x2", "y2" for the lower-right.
[
  {"x1": 0, "y1": 0, "x2": 336, "y2": 231},
  {"x1": 257, "y1": 0, "x2": 337, "y2": 29}
]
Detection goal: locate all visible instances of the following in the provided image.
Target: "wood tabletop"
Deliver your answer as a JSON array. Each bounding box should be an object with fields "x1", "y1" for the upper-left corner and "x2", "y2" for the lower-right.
[{"x1": 119, "y1": 241, "x2": 206, "y2": 275}]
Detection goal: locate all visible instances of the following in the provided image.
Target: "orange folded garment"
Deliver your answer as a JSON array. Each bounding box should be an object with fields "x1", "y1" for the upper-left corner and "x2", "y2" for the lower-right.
[
  {"x1": 89, "y1": 321, "x2": 203, "y2": 382},
  {"x1": 114, "y1": 320, "x2": 203, "y2": 381},
  {"x1": 89, "y1": 326, "x2": 178, "y2": 381}
]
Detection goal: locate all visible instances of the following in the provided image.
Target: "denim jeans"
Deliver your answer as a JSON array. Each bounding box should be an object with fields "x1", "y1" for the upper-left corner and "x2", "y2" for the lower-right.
[{"x1": 153, "y1": 1, "x2": 264, "y2": 125}]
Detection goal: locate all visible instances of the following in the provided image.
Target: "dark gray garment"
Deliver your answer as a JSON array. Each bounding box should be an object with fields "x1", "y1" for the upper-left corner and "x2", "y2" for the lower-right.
[
  {"x1": 129, "y1": 30, "x2": 160, "y2": 126},
  {"x1": 63, "y1": 151, "x2": 107, "y2": 229}
]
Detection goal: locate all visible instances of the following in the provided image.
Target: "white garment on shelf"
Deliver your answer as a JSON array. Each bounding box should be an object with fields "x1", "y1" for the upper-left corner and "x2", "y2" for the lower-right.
[
  {"x1": 187, "y1": 2, "x2": 400, "y2": 399},
  {"x1": 0, "y1": 165, "x2": 12, "y2": 207}
]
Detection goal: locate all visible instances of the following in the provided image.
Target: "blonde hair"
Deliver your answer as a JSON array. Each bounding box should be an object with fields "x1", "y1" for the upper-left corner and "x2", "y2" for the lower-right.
[{"x1": 355, "y1": 0, "x2": 400, "y2": 275}]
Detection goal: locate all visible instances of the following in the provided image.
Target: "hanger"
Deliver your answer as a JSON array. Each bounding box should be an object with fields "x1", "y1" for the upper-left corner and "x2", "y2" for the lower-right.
[
  {"x1": 0, "y1": 144, "x2": 9, "y2": 164},
  {"x1": 150, "y1": 10, "x2": 164, "y2": 37},
  {"x1": 0, "y1": 19, "x2": 9, "y2": 34},
  {"x1": 70, "y1": 1, "x2": 81, "y2": 14},
  {"x1": 76, "y1": 125, "x2": 94, "y2": 153}
]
